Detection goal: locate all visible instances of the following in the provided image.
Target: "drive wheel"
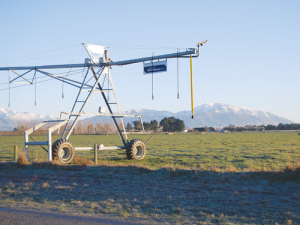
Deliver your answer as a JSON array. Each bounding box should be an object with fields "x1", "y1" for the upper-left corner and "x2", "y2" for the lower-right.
[
  {"x1": 126, "y1": 138, "x2": 146, "y2": 160},
  {"x1": 52, "y1": 139, "x2": 75, "y2": 163}
]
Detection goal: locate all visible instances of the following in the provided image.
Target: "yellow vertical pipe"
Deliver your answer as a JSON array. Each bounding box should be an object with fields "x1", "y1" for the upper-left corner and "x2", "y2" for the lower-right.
[{"x1": 190, "y1": 55, "x2": 194, "y2": 119}]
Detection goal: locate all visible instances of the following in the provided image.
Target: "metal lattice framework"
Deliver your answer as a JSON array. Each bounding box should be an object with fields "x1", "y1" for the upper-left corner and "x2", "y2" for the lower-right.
[{"x1": 0, "y1": 41, "x2": 207, "y2": 162}]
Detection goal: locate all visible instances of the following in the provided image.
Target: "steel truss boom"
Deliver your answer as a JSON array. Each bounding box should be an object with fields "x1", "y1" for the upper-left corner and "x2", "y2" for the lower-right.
[
  {"x1": 0, "y1": 49, "x2": 198, "y2": 71},
  {"x1": 108, "y1": 49, "x2": 198, "y2": 66}
]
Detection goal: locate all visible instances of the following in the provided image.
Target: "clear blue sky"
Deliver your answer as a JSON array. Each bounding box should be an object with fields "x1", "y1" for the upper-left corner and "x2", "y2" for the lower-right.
[{"x1": 0, "y1": 0, "x2": 299, "y2": 122}]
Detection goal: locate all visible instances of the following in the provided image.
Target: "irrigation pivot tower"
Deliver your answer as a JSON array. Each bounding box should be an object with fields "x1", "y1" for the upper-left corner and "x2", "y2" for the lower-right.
[{"x1": 0, "y1": 41, "x2": 207, "y2": 163}]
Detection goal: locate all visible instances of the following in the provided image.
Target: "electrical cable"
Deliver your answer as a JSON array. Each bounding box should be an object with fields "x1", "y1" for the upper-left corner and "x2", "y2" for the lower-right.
[
  {"x1": 62, "y1": 62, "x2": 73, "y2": 99},
  {"x1": 81, "y1": 64, "x2": 86, "y2": 77},
  {"x1": 101, "y1": 73, "x2": 107, "y2": 88},
  {"x1": 107, "y1": 70, "x2": 110, "y2": 101},
  {"x1": 152, "y1": 52, "x2": 154, "y2": 100},
  {"x1": 0, "y1": 51, "x2": 85, "y2": 66},
  {"x1": 0, "y1": 44, "x2": 187, "y2": 66},
  {"x1": 99, "y1": 43, "x2": 187, "y2": 50},
  {"x1": 0, "y1": 69, "x2": 88, "y2": 91},
  {"x1": 0, "y1": 44, "x2": 80, "y2": 63},
  {"x1": 83, "y1": 74, "x2": 93, "y2": 86},
  {"x1": 0, "y1": 43, "x2": 190, "y2": 68},
  {"x1": 8, "y1": 70, "x2": 10, "y2": 107},
  {"x1": 0, "y1": 68, "x2": 87, "y2": 87},
  {"x1": 177, "y1": 48, "x2": 180, "y2": 99},
  {"x1": 35, "y1": 69, "x2": 37, "y2": 106}
]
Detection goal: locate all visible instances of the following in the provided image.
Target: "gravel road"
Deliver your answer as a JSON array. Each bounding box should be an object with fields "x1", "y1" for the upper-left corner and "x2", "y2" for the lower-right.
[{"x1": 0, "y1": 207, "x2": 147, "y2": 225}]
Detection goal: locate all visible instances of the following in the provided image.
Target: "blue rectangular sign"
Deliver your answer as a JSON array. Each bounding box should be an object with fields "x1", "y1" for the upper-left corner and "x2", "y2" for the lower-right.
[{"x1": 143, "y1": 60, "x2": 167, "y2": 75}]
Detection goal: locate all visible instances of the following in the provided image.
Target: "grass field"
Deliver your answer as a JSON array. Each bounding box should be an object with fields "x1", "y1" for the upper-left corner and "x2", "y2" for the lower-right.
[
  {"x1": 0, "y1": 132, "x2": 300, "y2": 224},
  {"x1": 0, "y1": 132, "x2": 299, "y2": 171}
]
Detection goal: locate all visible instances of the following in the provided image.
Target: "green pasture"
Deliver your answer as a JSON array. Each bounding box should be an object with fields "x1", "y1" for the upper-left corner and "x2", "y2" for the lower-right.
[{"x1": 1, "y1": 132, "x2": 300, "y2": 171}]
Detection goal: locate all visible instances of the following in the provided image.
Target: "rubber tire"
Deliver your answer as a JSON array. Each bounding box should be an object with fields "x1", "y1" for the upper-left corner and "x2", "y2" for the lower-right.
[
  {"x1": 52, "y1": 139, "x2": 75, "y2": 163},
  {"x1": 126, "y1": 138, "x2": 146, "y2": 160}
]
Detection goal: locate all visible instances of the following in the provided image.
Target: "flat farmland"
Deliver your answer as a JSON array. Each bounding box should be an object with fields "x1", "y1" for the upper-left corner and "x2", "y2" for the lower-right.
[
  {"x1": 0, "y1": 132, "x2": 300, "y2": 224},
  {"x1": 0, "y1": 132, "x2": 299, "y2": 171}
]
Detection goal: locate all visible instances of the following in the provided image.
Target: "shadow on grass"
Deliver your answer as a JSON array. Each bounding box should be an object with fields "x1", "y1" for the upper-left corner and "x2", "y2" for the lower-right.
[
  {"x1": 0, "y1": 162, "x2": 300, "y2": 224},
  {"x1": 1, "y1": 161, "x2": 300, "y2": 183}
]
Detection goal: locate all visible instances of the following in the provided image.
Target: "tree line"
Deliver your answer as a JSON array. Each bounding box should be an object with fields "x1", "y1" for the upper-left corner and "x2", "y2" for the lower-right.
[
  {"x1": 2, "y1": 121, "x2": 118, "y2": 136},
  {"x1": 3, "y1": 121, "x2": 298, "y2": 136},
  {"x1": 223, "y1": 123, "x2": 300, "y2": 132},
  {"x1": 2, "y1": 117, "x2": 185, "y2": 135},
  {"x1": 126, "y1": 117, "x2": 185, "y2": 132}
]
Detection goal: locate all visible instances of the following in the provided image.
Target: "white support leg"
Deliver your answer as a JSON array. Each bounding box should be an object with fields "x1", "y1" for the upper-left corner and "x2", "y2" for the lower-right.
[
  {"x1": 47, "y1": 130, "x2": 52, "y2": 161},
  {"x1": 24, "y1": 131, "x2": 29, "y2": 161}
]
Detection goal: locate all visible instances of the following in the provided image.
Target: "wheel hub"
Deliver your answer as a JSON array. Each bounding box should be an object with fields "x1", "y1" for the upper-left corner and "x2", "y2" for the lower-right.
[{"x1": 60, "y1": 147, "x2": 71, "y2": 160}]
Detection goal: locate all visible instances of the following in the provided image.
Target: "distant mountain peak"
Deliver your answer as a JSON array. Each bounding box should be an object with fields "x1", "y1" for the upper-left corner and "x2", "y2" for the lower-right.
[
  {"x1": 182, "y1": 103, "x2": 293, "y2": 127},
  {"x1": 195, "y1": 103, "x2": 226, "y2": 112},
  {"x1": 0, "y1": 108, "x2": 56, "y2": 131},
  {"x1": 82, "y1": 103, "x2": 293, "y2": 129},
  {"x1": 0, "y1": 104, "x2": 294, "y2": 131}
]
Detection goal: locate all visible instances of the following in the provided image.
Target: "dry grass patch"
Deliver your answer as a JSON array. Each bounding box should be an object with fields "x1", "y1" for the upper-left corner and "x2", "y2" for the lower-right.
[
  {"x1": 17, "y1": 152, "x2": 28, "y2": 166},
  {"x1": 283, "y1": 164, "x2": 300, "y2": 173},
  {"x1": 33, "y1": 157, "x2": 42, "y2": 163},
  {"x1": 55, "y1": 185, "x2": 71, "y2": 190},
  {"x1": 226, "y1": 166, "x2": 237, "y2": 172},
  {"x1": 50, "y1": 159, "x2": 62, "y2": 165},
  {"x1": 41, "y1": 182, "x2": 50, "y2": 189},
  {"x1": 73, "y1": 156, "x2": 93, "y2": 166},
  {"x1": 285, "y1": 219, "x2": 293, "y2": 225},
  {"x1": 199, "y1": 164, "x2": 206, "y2": 171}
]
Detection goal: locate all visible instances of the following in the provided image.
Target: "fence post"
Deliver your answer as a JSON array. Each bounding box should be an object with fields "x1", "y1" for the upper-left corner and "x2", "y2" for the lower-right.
[
  {"x1": 14, "y1": 145, "x2": 18, "y2": 162},
  {"x1": 94, "y1": 144, "x2": 97, "y2": 165}
]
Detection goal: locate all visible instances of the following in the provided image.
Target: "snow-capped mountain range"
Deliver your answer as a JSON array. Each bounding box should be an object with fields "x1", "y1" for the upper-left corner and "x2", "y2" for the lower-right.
[
  {"x1": 83, "y1": 103, "x2": 293, "y2": 128},
  {"x1": 0, "y1": 103, "x2": 294, "y2": 131},
  {"x1": 175, "y1": 103, "x2": 293, "y2": 127},
  {"x1": 0, "y1": 108, "x2": 56, "y2": 131}
]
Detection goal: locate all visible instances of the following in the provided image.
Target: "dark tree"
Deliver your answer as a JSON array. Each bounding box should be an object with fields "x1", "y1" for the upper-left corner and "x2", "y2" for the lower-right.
[
  {"x1": 276, "y1": 123, "x2": 300, "y2": 130},
  {"x1": 133, "y1": 120, "x2": 142, "y2": 130},
  {"x1": 143, "y1": 120, "x2": 159, "y2": 132},
  {"x1": 150, "y1": 120, "x2": 159, "y2": 132},
  {"x1": 223, "y1": 126, "x2": 236, "y2": 132},
  {"x1": 126, "y1": 122, "x2": 133, "y2": 131},
  {"x1": 277, "y1": 123, "x2": 284, "y2": 130},
  {"x1": 143, "y1": 122, "x2": 151, "y2": 130},
  {"x1": 203, "y1": 126, "x2": 210, "y2": 132},
  {"x1": 265, "y1": 124, "x2": 276, "y2": 130},
  {"x1": 160, "y1": 117, "x2": 185, "y2": 132},
  {"x1": 236, "y1": 126, "x2": 247, "y2": 132}
]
